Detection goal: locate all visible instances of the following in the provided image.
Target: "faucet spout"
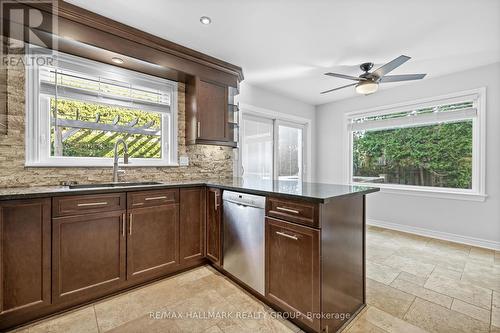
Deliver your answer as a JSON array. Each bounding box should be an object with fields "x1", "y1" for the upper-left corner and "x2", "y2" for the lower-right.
[{"x1": 113, "y1": 138, "x2": 129, "y2": 183}]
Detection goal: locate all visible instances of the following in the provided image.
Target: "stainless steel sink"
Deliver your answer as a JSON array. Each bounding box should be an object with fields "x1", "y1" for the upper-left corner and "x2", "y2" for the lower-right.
[{"x1": 69, "y1": 181, "x2": 163, "y2": 189}]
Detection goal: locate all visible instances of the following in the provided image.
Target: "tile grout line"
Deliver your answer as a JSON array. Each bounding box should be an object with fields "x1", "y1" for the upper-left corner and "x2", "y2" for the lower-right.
[
  {"x1": 92, "y1": 304, "x2": 100, "y2": 333},
  {"x1": 402, "y1": 296, "x2": 418, "y2": 320},
  {"x1": 490, "y1": 290, "x2": 494, "y2": 330}
]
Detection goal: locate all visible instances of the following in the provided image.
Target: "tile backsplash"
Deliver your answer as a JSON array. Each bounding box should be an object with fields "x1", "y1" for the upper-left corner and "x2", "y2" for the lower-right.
[{"x1": 0, "y1": 54, "x2": 233, "y2": 188}]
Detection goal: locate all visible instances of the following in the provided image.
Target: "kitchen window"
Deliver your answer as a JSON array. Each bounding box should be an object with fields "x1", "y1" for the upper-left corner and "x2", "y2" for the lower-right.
[
  {"x1": 346, "y1": 89, "x2": 486, "y2": 200},
  {"x1": 240, "y1": 111, "x2": 307, "y2": 182},
  {"x1": 26, "y1": 49, "x2": 178, "y2": 167}
]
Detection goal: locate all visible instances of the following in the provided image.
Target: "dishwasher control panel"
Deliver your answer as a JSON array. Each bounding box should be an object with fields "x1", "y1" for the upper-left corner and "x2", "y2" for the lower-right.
[{"x1": 222, "y1": 190, "x2": 266, "y2": 209}]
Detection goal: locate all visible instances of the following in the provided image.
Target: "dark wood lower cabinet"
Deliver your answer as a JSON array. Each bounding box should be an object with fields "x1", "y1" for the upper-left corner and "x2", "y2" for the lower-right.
[
  {"x1": 127, "y1": 204, "x2": 179, "y2": 281},
  {"x1": 180, "y1": 187, "x2": 206, "y2": 264},
  {"x1": 52, "y1": 211, "x2": 126, "y2": 304},
  {"x1": 265, "y1": 217, "x2": 321, "y2": 332},
  {"x1": 0, "y1": 189, "x2": 367, "y2": 333},
  {"x1": 0, "y1": 199, "x2": 51, "y2": 317},
  {"x1": 206, "y1": 187, "x2": 222, "y2": 265}
]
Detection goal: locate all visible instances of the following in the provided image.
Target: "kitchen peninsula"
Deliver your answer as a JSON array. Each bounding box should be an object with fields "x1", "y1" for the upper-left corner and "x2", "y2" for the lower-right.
[{"x1": 0, "y1": 179, "x2": 378, "y2": 333}]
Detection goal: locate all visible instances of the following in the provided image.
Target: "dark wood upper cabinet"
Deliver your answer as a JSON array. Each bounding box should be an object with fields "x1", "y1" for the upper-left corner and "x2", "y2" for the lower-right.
[
  {"x1": 206, "y1": 187, "x2": 222, "y2": 265},
  {"x1": 180, "y1": 187, "x2": 206, "y2": 264},
  {"x1": 197, "y1": 79, "x2": 228, "y2": 141},
  {"x1": 52, "y1": 210, "x2": 126, "y2": 304},
  {"x1": 186, "y1": 77, "x2": 238, "y2": 147},
  {"x1": 265, "y1": 217, "x2": 321, "y2": 332},
  {"x1": 0, "y1": 199, "x2": 51, "y2": 317},
  {"x1": 126, "y1": 191, "x2": 180, "y2": 281}
]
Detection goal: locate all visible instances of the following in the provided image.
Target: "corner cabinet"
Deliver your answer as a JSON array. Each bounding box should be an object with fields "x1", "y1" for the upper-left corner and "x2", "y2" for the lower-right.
[
  {"x1": 206, "y1": 187, "x2": 222, "y2": 266},
  {"x1": 186, "y1": 77, "x2": 239, "y2": 147},
  {"x1": 180, "y1": 187, "x2": 206, "y2": 264},
  {"x1": 0, "y1": 199, "x2": 51, "y2": 318}
]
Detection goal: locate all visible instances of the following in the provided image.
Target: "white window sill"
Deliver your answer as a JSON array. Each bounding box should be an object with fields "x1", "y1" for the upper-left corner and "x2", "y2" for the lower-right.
[
  {"x1": 351, "y1": 182, "x2": 487, "y2": 202},
  {"x1": 25, "y1": 161, "x2": 180, "y2": 168}
]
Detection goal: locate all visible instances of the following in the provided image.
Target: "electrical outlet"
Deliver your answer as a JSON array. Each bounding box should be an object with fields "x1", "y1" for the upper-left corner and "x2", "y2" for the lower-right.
[{"x1": 179, "y1": 155, "x2": 189, "y2": 166}]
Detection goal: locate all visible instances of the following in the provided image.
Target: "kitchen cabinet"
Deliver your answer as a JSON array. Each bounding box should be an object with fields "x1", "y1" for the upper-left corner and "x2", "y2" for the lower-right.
[
  {"x1": 265, "y1": 217, "x2": 321, "y2": 332},
  {"x1": 0, "y1": 199, "x2": 51, "y2": 317},
  {"x1": 52, "y1": 210, "x2": 126, "y2": 304},
  {"x1": 180, "y1": 187, "x2": 206, "y2": 264},
  {"x1": 186, "y1": 77, "x2": 238, "y2": 147},
  {"x1": 0, "y1": 183, "x2": 371, "y2": 333},
  {"x1": 206, "y1": 187, "x2": 222, "y2": 265},
  {"x1": 127, "y1": 190, "x2": 180, "y2": 281}
]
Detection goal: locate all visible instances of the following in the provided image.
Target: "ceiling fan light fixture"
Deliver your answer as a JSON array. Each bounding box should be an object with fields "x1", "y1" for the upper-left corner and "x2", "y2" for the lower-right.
[
  {"x1": 200, "y1": 16, "x2": 212, "y2": 25},
  {"x1": 355, "y1": 81, "x2": 379, "y2": 95}
]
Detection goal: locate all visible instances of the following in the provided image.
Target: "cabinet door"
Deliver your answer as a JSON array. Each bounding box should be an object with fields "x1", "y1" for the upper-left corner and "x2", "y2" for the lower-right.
[
  {"x1": 265, "y1": 217, "x2": 320, "y2": 332},
  {"x1": 206, "y1": 188, "x2": 221, "y2": 265},
  {"x1": 127, "y1": 204, "x2": 179, "y2": 281},
  {"x1": 180, "y1": 188, "x2": 206, "y2": 264},
  {"x1": 0, "y1": 199, "x2": 51, "y2": 317},
  {"x1": 197, "y1": 79, "x2": 228, "y2": 142},
  {"x1": 52, "y1": 211, "x2": 126, "y2": 304}
]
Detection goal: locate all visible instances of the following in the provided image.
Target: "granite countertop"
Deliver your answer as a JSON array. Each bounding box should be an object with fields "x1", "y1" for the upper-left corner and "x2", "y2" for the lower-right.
[{"x1": 0, "y1": 178, "x2": 379, "y2": 203}]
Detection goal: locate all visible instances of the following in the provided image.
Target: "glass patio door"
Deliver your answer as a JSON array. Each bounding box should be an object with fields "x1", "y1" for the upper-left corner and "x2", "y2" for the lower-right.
[
  {"x1": 241, "y1": 115, "x2": 274, "y2": 180},
  {"x1": 241, "y1": 113, "x2": 306, "y2": 182},
  {"x1": 276, "y1": 122, "x2": 304, "y2": 181}
]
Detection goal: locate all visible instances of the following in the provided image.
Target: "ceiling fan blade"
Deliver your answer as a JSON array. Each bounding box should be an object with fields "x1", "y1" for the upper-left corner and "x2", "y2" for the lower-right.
[
  {"x1": 320, "y1": 83, "x2": 357, "y2": 94},
  {"x1": 379, "y1": 74, "x2": 426, "y2": 82},
  {"x1": 325, "y1": 72, "x2": 366, "y2": 81},
  {"x1": 372, "y1": 55, "x2": 411, "y2": 78}
]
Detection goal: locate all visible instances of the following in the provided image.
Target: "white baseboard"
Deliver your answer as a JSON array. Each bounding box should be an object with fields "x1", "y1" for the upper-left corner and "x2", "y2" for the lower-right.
[{"x1": 367, "y1": 219, "x2": 500, "y2": 251}]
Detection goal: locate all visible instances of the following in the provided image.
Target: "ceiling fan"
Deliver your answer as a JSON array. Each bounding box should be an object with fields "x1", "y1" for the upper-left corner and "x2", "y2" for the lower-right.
[{"x1": 321, "y1": 55, "x2": 426, "y2": 95}]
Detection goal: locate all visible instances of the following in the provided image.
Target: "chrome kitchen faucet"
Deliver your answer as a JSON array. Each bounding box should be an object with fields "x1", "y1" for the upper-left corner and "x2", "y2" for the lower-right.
[{"x1": 112, "y1": 138, "x2": 129, "y2": 183}]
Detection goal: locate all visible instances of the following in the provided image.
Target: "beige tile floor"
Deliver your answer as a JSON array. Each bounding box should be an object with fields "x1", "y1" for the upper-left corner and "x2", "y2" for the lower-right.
[{"x1": 9, "y1": 226, "x2": 500, "y2": 333}]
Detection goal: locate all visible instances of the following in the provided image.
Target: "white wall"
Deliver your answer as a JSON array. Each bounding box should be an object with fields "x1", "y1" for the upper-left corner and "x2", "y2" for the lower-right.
[
  {"x1": 316, "y1": 63, "x2": 500, "y2": 249},
  {"x1": 236, "y1": 83, "x2": 317, "y2": 180}
]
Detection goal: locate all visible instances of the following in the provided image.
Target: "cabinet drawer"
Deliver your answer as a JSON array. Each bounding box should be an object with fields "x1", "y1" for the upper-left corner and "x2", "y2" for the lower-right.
[
  {"x1": 266, "y1": 197, "x2": 319, "y2": 227},
  {"x1": 127, "y1": 189, "x2": 179, "y2": 209},
  {"x1": 53, "y1": 193, "x2": 126, "y2": 217}
]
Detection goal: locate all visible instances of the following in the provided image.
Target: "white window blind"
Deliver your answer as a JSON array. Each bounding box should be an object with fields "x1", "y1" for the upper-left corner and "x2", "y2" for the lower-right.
[
  {"x1": 38, "y1": 67, "x2": 171, "y2": 114},
  {"x1": 348, "y1": 96, "x2": 478, "y2": 132}
]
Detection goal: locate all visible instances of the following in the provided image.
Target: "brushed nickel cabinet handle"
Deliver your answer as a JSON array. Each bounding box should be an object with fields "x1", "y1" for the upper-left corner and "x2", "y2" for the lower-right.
[
  {"x1": 214, "y1": 193, "x2": 218, "y2": 211},
  {"x1": 145, "y1": 196, "x2": 167, "y2": 201},
  {"x1": 276, "y1": 231, "x2": 298, "y2": 241},
  {"x1": 197, "y1": 122, "x2": 201, "y2": 138},
  {"x1": 132, "y1": 202, "x2": 144, "y2": 206},
  {"x1": 77, "y1": 201, "x2": 108, "y2": 207},
  {"x1": 129, "y1": 213, "x2": 133, "y2": 235},
  {"x1": 276, "y1": 206, "x2": 300, "y2": 214},
  {"x1": 122, "y1": 213, "x2": 125, "y2": 237}
]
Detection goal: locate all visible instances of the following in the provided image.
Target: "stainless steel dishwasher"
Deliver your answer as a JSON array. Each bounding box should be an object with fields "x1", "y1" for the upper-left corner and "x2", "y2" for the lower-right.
[{"x1": 223, "y1": 190, "x2": 266, "y2": 295}]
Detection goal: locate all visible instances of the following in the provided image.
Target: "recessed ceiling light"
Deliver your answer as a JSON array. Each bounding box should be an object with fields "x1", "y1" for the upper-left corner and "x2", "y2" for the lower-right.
[
  {"x1": 111, "y1": 57, "x2": 124, "y2": 64},
  {"x1": 200, "y1": 16, "x2": 212, "y2": 25}
]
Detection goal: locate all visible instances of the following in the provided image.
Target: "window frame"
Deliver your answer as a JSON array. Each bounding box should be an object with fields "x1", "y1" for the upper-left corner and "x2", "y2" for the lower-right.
[
  {"x1": 25, "y1": 50, "x2": 178, "y2": 167},
  {"x1": 344, "y1": 88, "x2": 486, "y2": 201}
]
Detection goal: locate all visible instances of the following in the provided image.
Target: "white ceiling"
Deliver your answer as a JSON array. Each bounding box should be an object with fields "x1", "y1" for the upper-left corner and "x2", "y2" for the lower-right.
[{"x1": 66, "y1": 0, "x2": 500, "y2": 106}]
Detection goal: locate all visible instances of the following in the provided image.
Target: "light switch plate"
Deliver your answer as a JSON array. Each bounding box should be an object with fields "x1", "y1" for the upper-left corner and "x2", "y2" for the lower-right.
[{"x1": 179, "y1": 155, "x2": 189, "y2": 166}]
